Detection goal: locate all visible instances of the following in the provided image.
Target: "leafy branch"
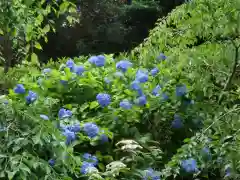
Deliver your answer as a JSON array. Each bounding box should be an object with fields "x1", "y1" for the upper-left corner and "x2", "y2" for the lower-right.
[{"x1": 218, "y1": 39, "x2": 240, "y2": 104}]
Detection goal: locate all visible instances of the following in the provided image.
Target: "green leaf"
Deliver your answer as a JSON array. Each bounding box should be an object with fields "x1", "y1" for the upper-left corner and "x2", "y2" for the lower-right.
[
  {"x1": 59, "y1": 2, "x2": 69, "y2": 13},
  {"x1": 66, "y1": 16, "x2": 73, "y2": 24},
  {"x1": 31, "y1": 53, "x2": 39, "y2": 66},
  {"x1": 44, "y1": 36, "x2": 48, "y2": 43},
  {"x1": 90, "y1": 101, "x2": 99, "y2": 109},
  {"x1": 20, "y1": 163, "x2": 31, "y2": 174},
  {"x1": 42, "y1": 25, "x2": 50, "y2": 34},
  {"x1": 0, "y1": 29, "x2": 3, "y2": 35},
  {"x1": 98, "y1": 163, "x2": 105, "y2": 171},
  {"x1": 34, "y1": 42, "x2": 42, "y2": 50},
  {"x1": 7, "y1": 171, "x2": 17, "y2": 180},
  {"x1": 36, "y1": 14, "x2": 44, "y2": 25}
]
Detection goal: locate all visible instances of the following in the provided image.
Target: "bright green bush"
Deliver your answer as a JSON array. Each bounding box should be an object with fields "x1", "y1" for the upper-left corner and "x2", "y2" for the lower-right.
[{"x1": 1, "y1": 0, "x2": 240, "y2": 179}]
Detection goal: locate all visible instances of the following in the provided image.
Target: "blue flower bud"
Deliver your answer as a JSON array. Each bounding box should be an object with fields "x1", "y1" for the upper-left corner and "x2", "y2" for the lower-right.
[
  {"x1": 135, "y1": 95, "x2": 147, "y2": 106},
  {"x1": 150, "y1": 67, "x2": 159, "y2": 76},
  {"x1": 136, "y1": 70, "x2": 148, "y2": 83},
  {"x1": 171, "y1": 114, "x2": 183, "y2": 129},
  {"x1": 157, "y1": 53, "x2": 166, "y2": 61},
  {"x1": 58, "y1": 108, "x2": 72, "y2": 119},
  {"x1": 66, "y1": 59, "x2": 75, "y2": 72},
  {"x1": 26, "y1": 91, "x2": 37, "y2": 104},
  {"x1": 152, "y1": 85, "x2": 161, "y2": 96},
  {"x1": 14, "y1": 84, "x2": 25, "y2": 94},
  {"x1": 176, "y1": 85, "x2": 187, "y2": 97},
  {"x1": 74, "y1": 65, "x2": 85, "y2": 76},
  {"x1": 119, "y1": 99, "x2": 132, "y2": 110},
  {"x1": 48, "y1": 159, "x2": 55, "y2": 167}
]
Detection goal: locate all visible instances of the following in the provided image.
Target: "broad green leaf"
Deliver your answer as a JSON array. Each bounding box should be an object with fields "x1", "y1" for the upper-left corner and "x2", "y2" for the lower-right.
[
  {"x1": 90, "y1": 101, "x2": 99, "y2": 109},
  {"x1": 34, "y1": 42, "x2": 42, "y2": 50},
  {"x1": 31, "y1": 53, "x2": 39, "y2": 65},
  {"x1": 59, "y1": 2, "x2": 69, "y2": 13},
  {"x1": 7, "y1": 171, "x2": 17, "y2": 180},
  {"x1": 42, "y1": 25, "x2": 50, "y2": 34},
  {"x1": 19, "y1": 163, "x2": 31, "y2": 174}
]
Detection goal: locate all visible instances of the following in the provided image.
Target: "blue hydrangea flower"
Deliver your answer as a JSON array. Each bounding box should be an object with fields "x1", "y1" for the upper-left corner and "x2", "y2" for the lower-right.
[
  {"x1": 157, "y1": 53, "x2": 166, "y2": 61},
  {"x1": 225, "y1": 167, "x2": 231, "y2": 177},
  {"x1": 104, "y1": 77, "x2": 111, "y2": 84},
  {"x1": 176, "y1": 85, "x2": 187, "y2": 97},
  {"x1": 96, "y1": 93, "x2": 111, "y2": 107},
  {"x1": 143, "y1": 168, "x2": 161, "y2": 180},
  {"x1": 48, "y1": 159, "x2": 55, "y2": 167},
  {"x1": 94, "y1": 55, "x2": 106, "y2": 67},
  {"x1": 100, "y1": 133, "x2": 109, "y2": 143},
  {"x1": 66, "y1": 59, "x2": 75, "y2": 72},
  {"x1": 120, "y1": 99, "x2": 132, "y2": 110},
  {"x1": 136, "y1": 70, "x2": 148, "y2": 83},
  {"x1": 26, "y1": 91, "x2": 37, "y2": 104},
  {"x1": 150, "y1": 67, "x2": 159, "y2": 76},
  {"x1": 83, "y1": 122, "x2": 99, "y2": 138},
  {"x1": 152, "y1": 85, "x2": 161, "y2": 96},
  {"x1": 181, "y1": 158, "x2": 198, "y2": 173},
  {"x1": 116, "y1": 60, "x2": 133, "y2": 72},
  {"x1": 43, "y1": 68, "x2": 51, "y2": 74},
  {"x1": 171, "y1": 114, "x2": 183, "y2": 129},
  {"x1": 136, "y1": 95, "x2": 147, "y2": 106},
  {"x1": 137, "y1": 89, "x2": 144, "y2": 97},
  {"x1": 62, "y1": 129, "x2": 76, "y2": 145},
  {"x1": 58, "y1": 108, "x2": 72, "y2": 119},
  {"x1": 40, "y1": 114, "x2": 49, "y2": 120},
  {"x1": 14, "y1": 84, "x2": 25, "y2": 94},
  {"x1": 88, "y1": 56, "x2": 98, "y2": 64},
  {"x1": 80, "y1": 161, "x2": 95, "y2": 174},
  {"x1": 74, "y1": 65, "x2": 85, "y2": 75},
  {"x1": 131, "y1": 80, "x2": 141, "y2": 90},
  {"x1": 66, "y1": 124, "x2": 81, "y2": 133},
  {"x1": 161, "y1": 93, "x2": 169, "y2": 101},
  {"x1": 82, "y1": 153, "x2": 98, "y2": 166}
]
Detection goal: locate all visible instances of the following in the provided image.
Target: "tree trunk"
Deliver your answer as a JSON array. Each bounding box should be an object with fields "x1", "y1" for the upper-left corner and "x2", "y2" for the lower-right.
[{"x1": 1, "y1": 34, "x2": 13, "y2": 73}]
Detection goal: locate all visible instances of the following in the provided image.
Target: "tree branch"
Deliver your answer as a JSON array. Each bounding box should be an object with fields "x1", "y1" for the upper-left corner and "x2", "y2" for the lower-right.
[{"x1": 218, "y1": 40, "x2": 240, "y2": 103}]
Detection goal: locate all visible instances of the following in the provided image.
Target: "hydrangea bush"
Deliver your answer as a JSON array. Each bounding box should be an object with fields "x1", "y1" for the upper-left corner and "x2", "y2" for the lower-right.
[{"x1": 0, "y1": 0, "x2": 240, "y2": 179}]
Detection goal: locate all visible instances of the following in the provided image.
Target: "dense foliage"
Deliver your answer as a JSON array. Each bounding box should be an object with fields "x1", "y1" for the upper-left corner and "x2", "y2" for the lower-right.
[
  {"x1": 0, "y1": 0, "x2": 240, "y2": 179},
  {"x1": 0, "y1": 0, "x2": 78, "y2": 72}
]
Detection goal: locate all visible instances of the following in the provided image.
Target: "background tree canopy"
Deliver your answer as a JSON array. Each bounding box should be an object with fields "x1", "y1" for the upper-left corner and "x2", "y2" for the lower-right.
[{"x1": 40, "y1": 0, "x2": 186, "y2": 60}]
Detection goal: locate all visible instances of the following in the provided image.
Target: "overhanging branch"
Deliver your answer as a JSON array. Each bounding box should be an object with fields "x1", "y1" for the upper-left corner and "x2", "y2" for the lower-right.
[{"x1": 218, "y1": 40, "x2": 240, "y2": 103}]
